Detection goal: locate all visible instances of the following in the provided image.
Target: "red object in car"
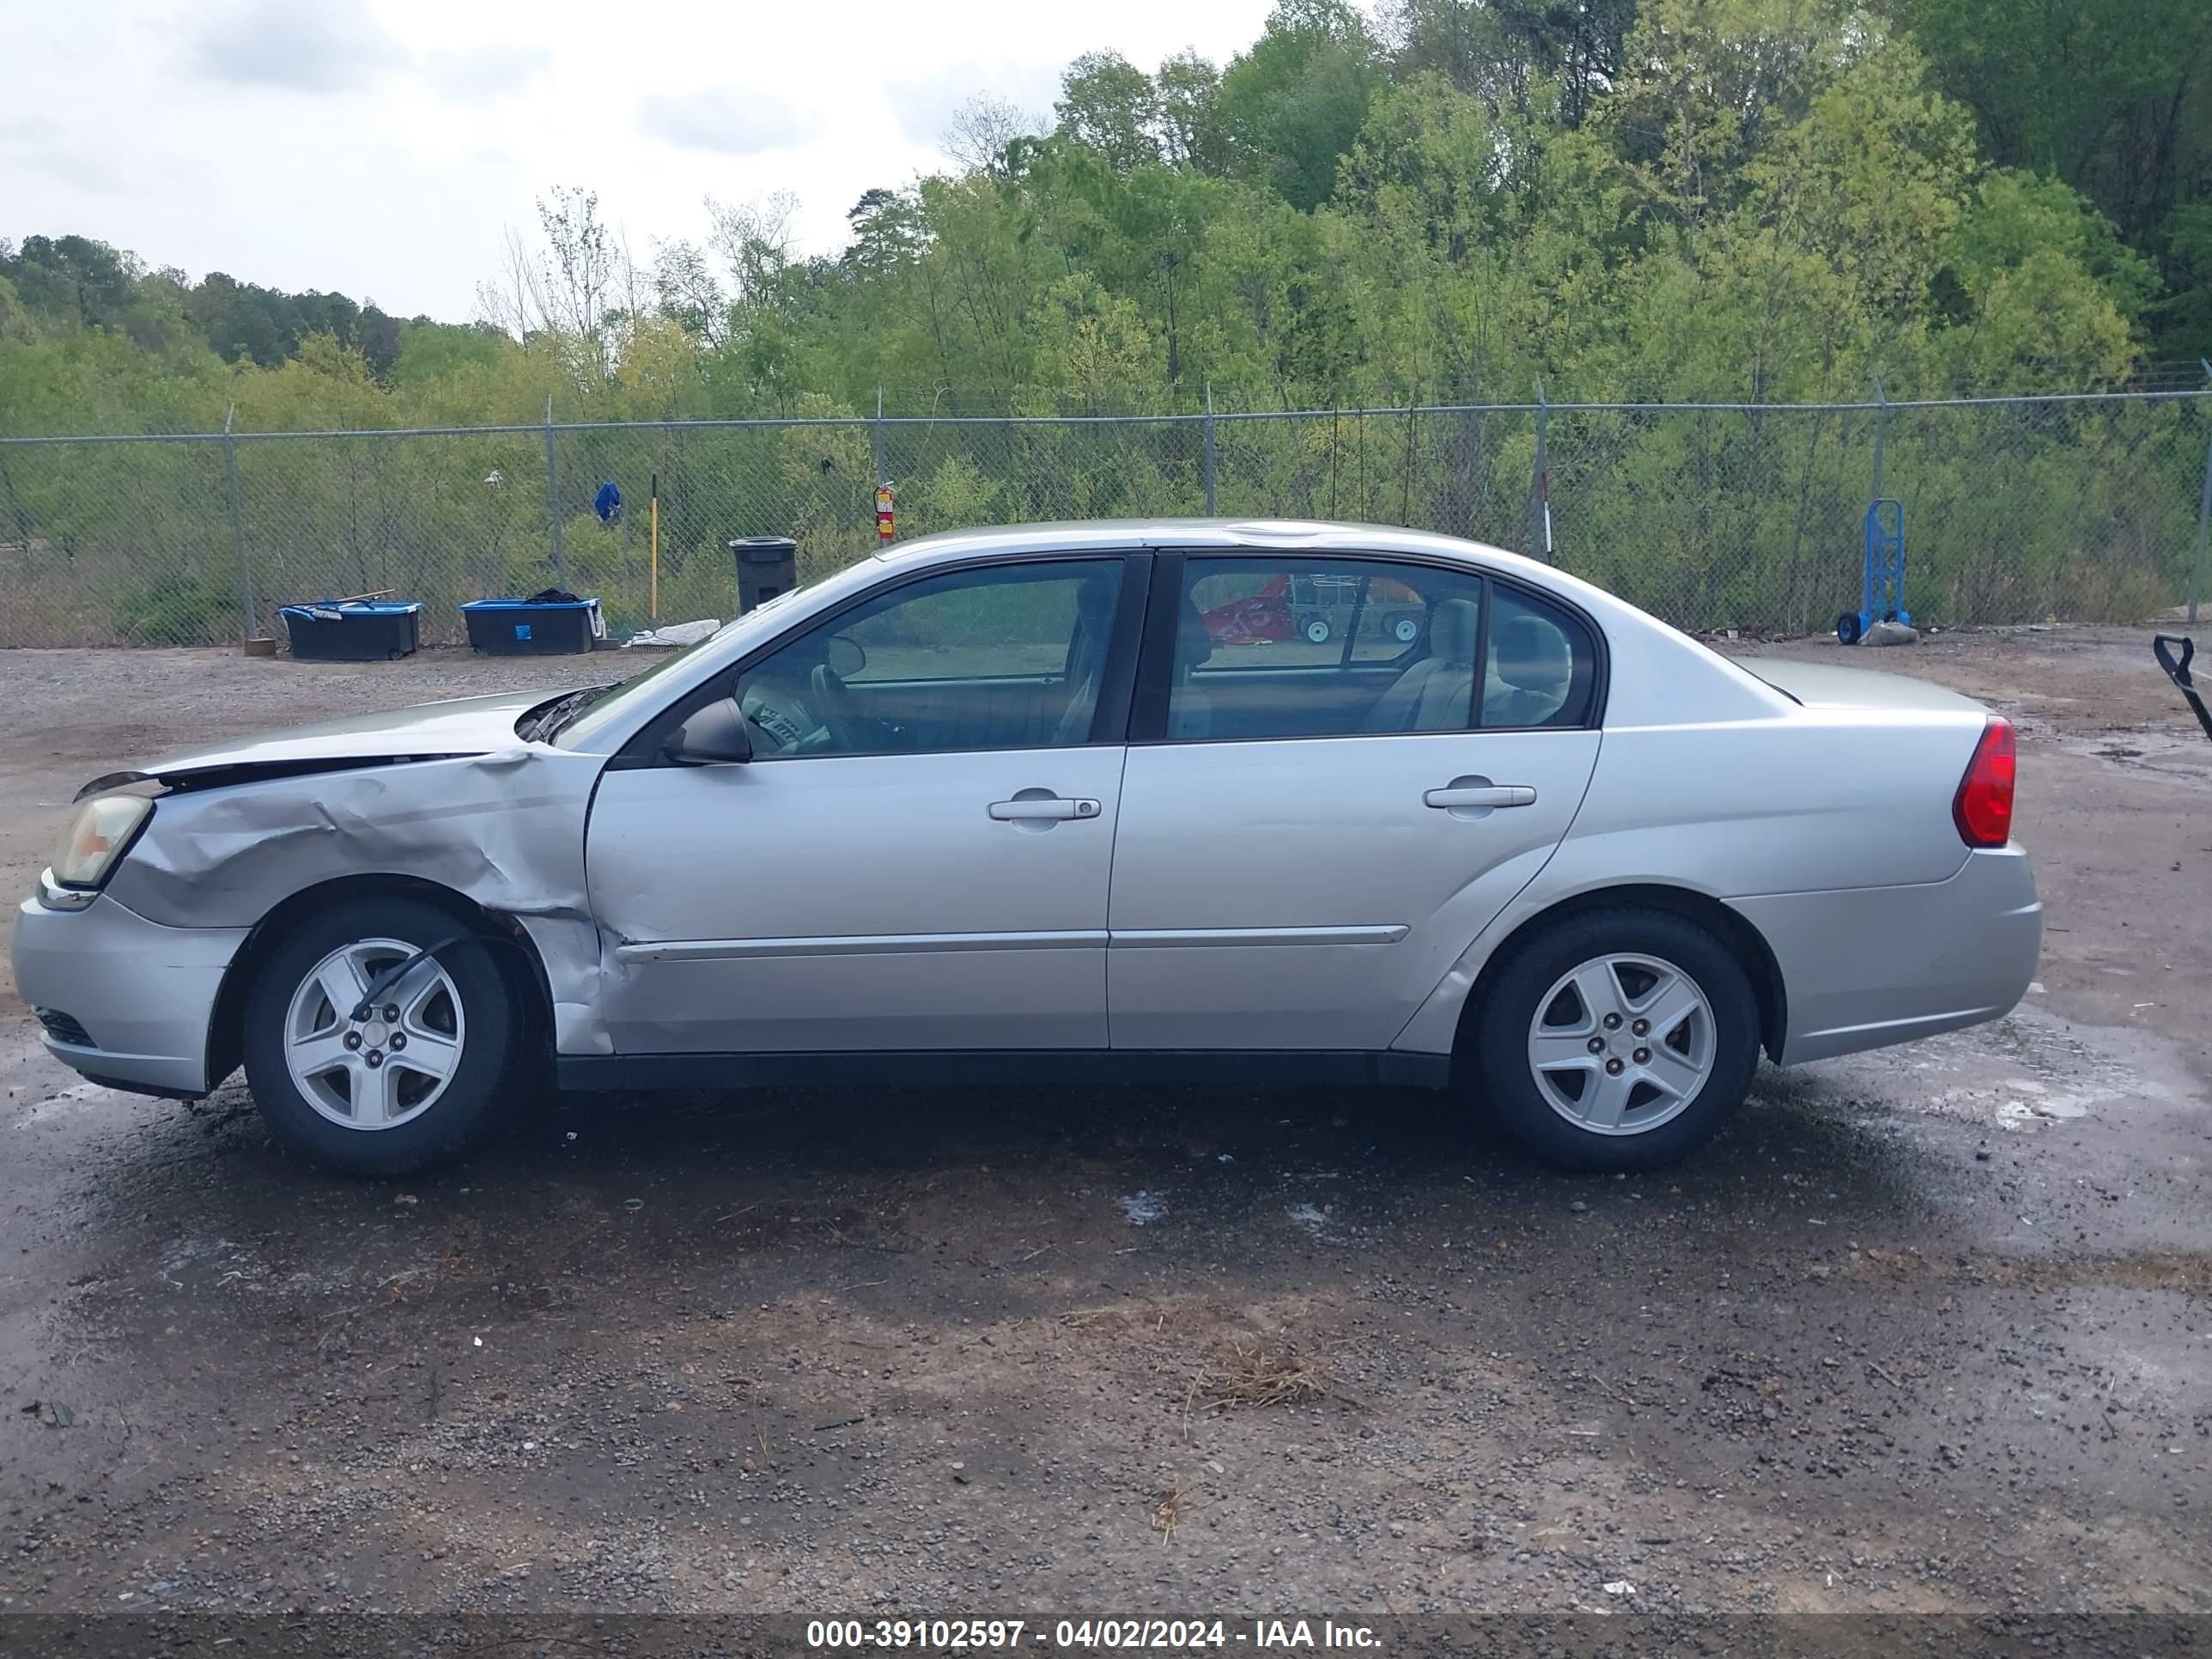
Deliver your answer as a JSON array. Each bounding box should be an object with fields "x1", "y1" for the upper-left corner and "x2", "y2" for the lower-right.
[
  {"x1": 1952, "y1": 716, "x2": 2016, "y2": 848},
  {"x1": 1201, "y1": 574, "x2": 1294, "y2": 644}
]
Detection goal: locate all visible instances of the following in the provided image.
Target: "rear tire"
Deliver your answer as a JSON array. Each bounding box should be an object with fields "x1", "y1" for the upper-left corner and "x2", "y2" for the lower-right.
[
  {"x1": 1471, "y1": 907, "x2": 1759, "y2": 1172},
  {"x1": 240, "y1": 896, "x2": 515, "y2": 1176}
]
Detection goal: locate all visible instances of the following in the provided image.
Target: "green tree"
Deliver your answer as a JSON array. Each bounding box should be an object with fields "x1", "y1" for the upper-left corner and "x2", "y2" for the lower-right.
[
  {"x1": 1055, "y1": 52, "x2": 1163, "y2": 173},
  {"x1": 1154, "y1": 52, "x2": 1224, "y2": 168},
  {"x1": 1387, "y1": 0, "x2": 1638, "y2": 126},
  {"x1": 1603, "y1": 0, "x2": 1856, "y2": 233},
  {"x1": 0, "y1": 235, "x2": 139, "y2": 328},
  {"x1": 1215, "y1": 0, "x2": 1386, "y2": 210},
  {"x1": 1901, "y1": 0, "x2": 2212, "y2": 244}
]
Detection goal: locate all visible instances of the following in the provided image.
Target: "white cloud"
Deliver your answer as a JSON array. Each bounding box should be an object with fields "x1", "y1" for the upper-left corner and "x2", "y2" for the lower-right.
[
  {"x1": 9, "y1": 0, "x2": 1275, "y2": 320},
  {"x1": 184, "y1": 0, "x2": 409, "y2": 93},
  {"x1": 423, "y1": 43, "x2": 552, "y2": 103},
  {"x1": 0, "y1": 116, "x2": 138, "y2": 197},
  {"x1": 640, "y1": 87, "x2": 818, "y2": 157},
  {"x1": 884, "y1": 61, "x2": 1061, "y2": 154}
]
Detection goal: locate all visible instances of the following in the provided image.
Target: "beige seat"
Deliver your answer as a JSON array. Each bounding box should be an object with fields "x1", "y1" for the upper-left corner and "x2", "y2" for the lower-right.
[
  {"x1": 1486, "y1": 612, "x2": 1573, "y2": 726},
  {"x1": 1364, "y1": 597, "x2": 1480, "y2": 732}
]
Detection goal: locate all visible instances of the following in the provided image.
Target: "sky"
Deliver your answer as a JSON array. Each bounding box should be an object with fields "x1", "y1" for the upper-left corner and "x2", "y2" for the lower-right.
[{"x1": 3, "y1": 0, "x2": 1279, "y2": 323}]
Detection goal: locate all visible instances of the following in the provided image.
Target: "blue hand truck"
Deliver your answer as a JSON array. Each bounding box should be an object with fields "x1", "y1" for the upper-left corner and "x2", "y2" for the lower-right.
[{"x1": 1837, "y1": 499, "x2": 1908, "y2": 644}]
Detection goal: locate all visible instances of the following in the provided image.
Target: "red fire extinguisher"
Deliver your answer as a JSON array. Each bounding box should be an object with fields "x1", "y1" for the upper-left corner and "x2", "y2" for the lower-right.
[{"x1": 876, "y1": 481, "x2": 895, "y2": 544}]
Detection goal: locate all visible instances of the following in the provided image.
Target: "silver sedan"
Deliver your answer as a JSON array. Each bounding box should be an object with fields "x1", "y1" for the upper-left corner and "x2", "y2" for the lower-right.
[{"x1": 13, "y1": 521, "x2": 2041, "y2": 1176}]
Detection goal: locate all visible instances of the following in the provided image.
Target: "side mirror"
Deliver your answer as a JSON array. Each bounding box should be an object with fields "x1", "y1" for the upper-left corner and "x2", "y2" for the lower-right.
[
  {"x1": 826, "y1": 633, "x2": 866, "y2": 679},
  {"x1": 663, "y1": 698, "x2": 752, "y2": 765}
]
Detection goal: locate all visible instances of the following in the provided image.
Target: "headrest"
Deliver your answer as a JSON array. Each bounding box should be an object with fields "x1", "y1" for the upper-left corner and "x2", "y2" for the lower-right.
[
  {"x1": 1493, "y1": 611, "x2": 1571, "y2": 690},
  {"x1": 1431, "y1": 598, "x2": 1480, "y2": 664}
]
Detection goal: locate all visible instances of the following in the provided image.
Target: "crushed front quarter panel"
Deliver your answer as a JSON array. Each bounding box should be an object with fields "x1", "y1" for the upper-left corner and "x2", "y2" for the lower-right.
[{"x1": 100, "y1": 746, "x2": 617, "y2": 1054}]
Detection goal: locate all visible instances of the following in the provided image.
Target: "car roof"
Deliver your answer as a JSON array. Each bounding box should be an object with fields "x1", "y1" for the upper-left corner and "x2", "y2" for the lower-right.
[{"x1": 872, "y1": 518, "x2": 1546, "y2": 577}]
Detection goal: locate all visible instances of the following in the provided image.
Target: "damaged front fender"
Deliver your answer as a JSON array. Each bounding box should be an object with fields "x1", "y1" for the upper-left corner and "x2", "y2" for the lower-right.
[{"x1": 102, "y1": 747, "x2": 616, "y2": 1056}]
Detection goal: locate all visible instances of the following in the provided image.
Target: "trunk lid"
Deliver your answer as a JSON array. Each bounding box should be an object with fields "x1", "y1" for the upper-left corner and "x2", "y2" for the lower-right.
[{"x1": 1741, "y1": 658, "x2": 1987, "y2": 715}]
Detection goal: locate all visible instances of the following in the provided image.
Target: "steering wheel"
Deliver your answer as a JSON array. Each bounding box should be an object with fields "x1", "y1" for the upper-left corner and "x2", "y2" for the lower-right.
[
  {"x1": 739, "y1": 685, "x2": 815, "y2": 754},
  {"x1": 810, "y1": 661, "x2": 866, "y2": 751}
]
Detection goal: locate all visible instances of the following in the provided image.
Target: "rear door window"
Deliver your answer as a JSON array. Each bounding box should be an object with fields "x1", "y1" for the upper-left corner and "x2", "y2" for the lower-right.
[
  {"x1": 1348, "y1": 575, "x2": 1433, "y2": 661},
  {"x1": 1165, "y1": 558, "x2": 1487, "y2": 741}
]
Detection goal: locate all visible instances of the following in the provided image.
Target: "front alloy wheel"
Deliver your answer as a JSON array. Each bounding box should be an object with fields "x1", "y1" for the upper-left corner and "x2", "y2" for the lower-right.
[
  {"x1": 242, "y1": 896, "x2": 517, "y2": 1176},
  {"x1": 283, "y1": 939, "x2": 466, "y2": 1131}
]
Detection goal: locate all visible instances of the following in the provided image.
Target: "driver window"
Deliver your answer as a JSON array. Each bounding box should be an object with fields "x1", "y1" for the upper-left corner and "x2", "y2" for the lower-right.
[{"x1": 735, "y1": 559, "x2": 1126, "y2": 757}]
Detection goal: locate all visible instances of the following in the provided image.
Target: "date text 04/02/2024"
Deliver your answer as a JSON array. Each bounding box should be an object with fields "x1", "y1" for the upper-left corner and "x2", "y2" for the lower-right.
[{"x1": 804, "y1": 1620, "x2": 1382, "y2": 1650}]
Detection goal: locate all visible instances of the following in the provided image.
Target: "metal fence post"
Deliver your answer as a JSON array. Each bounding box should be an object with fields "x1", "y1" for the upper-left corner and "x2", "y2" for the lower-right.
[
  {"x1": 222, "y1": 404, "x2": 257, "y2": 641},
  {"x1": 1534, "y1": 376, "x2": 1552, "y2": 564},
  {"x1": 1203, "y1": 384, "x2": 1218, "y2": 515},
  {"x1": 542, "y1": 394, "x2": 566, "y2": 587},
  {"x1": 872, "y1": 387, "x2": 888, "y2": 489},
  {"x1": 2191, "y1": 362, "x2": 2212, "y2": 623}
]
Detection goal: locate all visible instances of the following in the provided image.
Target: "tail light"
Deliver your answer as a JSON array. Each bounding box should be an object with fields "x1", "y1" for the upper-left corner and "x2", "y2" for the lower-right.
[{"x1": 1952, "y1": 717, "x2": 2016, "y2": 848}]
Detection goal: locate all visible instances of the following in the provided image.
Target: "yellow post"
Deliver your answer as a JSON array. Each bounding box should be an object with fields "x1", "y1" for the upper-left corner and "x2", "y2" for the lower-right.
[{"x1": 648, "y1": 471, "x2": 659, "y2": 623}]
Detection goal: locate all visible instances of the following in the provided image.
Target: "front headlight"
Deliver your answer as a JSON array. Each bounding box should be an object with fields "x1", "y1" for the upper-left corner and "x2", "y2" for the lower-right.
[{"x1": 50, "y1": 795, "x2": 154, "y2": 891}]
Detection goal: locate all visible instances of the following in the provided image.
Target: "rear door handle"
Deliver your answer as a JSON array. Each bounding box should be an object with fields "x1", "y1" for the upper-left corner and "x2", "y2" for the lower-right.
[
  {"x1": 1424, "y1": 784, "x2": 1536, "y2": 810},
  {"x1": 988, "y1": 796, "x2": 1102, "y2": 821}
]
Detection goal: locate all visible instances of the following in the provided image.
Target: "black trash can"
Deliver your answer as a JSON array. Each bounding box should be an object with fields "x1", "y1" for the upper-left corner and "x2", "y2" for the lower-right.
[{"x1": 728, "y1": 537, "x2": 798, "y2": 614}]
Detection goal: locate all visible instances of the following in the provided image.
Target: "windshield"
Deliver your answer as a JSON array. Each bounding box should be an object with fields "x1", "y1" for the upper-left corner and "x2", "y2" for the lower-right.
[
  {"x1": 547, "y1": 623, "x2": 741, "y2": 748},
  {"x1": 546, "y1": 632, "x2": 725, "y2": 743},
  {"x1": 548, "y1": 583, "x2": 820, "y2": 749}
]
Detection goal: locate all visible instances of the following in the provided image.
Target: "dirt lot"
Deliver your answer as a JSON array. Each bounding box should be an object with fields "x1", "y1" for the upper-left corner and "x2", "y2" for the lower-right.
[{"x1": 0, "y1": 628, "x2": 2206, "y2": 1620}]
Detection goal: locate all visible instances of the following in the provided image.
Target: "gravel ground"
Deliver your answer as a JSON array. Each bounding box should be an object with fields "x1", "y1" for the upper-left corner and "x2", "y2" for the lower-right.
[{"x1": 0, "y1": 627, "x2": 2205, "y2": 1619}]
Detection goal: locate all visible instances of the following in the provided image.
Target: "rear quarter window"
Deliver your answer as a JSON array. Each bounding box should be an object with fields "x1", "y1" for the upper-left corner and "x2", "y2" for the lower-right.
[{"x1": 1483, "y1": 586, "x2": 1599, "y2": 728}]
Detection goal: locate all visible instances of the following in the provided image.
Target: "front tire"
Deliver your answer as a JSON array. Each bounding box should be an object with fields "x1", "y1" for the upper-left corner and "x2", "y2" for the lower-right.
[
  {"x1": 1472, "y1": 908, "x2": 1759, "y2": 1172},
  {"x1": 240, "y1": 896, "x2": 515, "y2": 1176}
]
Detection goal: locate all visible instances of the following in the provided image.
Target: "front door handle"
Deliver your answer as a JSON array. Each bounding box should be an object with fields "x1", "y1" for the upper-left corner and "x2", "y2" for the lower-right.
[
  {"x1": 988, "y1": 795, "x2": 1102, "y2": 822},
  {"x1": 1424, "y1": 781, "x2": 1536, "y2": 811}
]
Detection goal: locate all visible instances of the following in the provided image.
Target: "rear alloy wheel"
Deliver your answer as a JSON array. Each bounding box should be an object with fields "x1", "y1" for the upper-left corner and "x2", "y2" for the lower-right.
[
  {"x1": 1526, "y1": 953, "x2": 1714, "y2": 1135},
  {"x1": 241, "y1": 896, "x2": 515, "y2": 1176},
  {"x1": 1474, "y1": 908, "x2": 1759, "y2": 1171}
]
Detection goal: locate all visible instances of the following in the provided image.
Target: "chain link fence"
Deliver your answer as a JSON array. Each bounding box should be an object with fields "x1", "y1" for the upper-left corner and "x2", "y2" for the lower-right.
[{"x1": 1, "y1": 392, "x2": 2206, "y2": 647}]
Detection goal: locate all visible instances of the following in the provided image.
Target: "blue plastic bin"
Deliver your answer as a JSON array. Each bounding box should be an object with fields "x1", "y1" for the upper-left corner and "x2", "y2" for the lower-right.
[
  {"x1": 280, "y1": 600, "x2": 422, "y2": 661},
  {"x1": 459, "y1": 597, "x2": 603, "y2": 655}
]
